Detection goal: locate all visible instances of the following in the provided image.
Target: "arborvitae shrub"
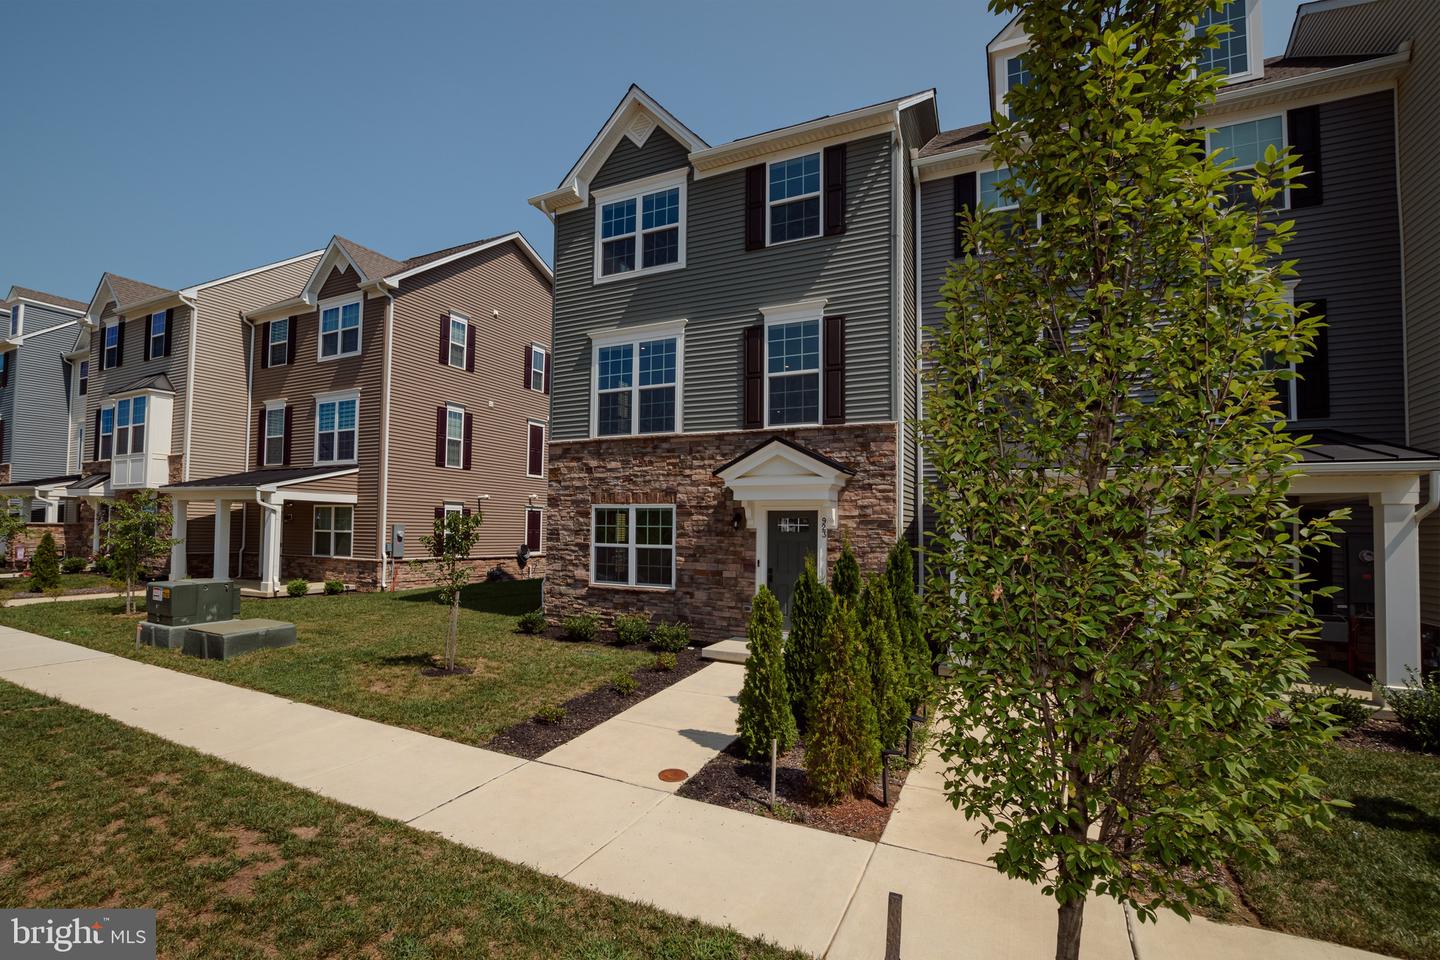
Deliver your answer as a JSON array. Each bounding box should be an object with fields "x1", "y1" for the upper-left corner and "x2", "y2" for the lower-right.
[
  {"x1": 737, "y1": 586, "x2": 797, "y2": 760},
  {"x1": 785, "y1": 558, "x2": 832, "y2": 732},
  {"x1": 859, "y1": 573, "x2": 908, "y2": 749},
  {"x1": 830, "y1": 541, "x2": 861, "y2": 603},
  {"x1": 29, "y1": 533, "x2": 60, "y2": 592},
  {"x1": 805, "y1": 601, "x2": 881, "y2": 803},
  {"x1": 885, "y1": 540, "x2": 932, "y2": 704}
]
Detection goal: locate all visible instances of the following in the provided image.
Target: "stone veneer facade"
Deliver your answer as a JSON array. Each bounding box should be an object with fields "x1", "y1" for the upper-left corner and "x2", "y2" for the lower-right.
[{"x1": 544, "y1": 422, "x2": 900, "y2": 643}]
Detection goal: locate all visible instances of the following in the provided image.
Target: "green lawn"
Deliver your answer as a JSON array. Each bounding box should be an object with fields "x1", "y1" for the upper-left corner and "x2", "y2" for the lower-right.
[
  {"x1": 0, "y1": 571, "x2": 114, "y2": 598},
  {"x1": 0, "y1": 580, "x2": 650, "y2": 747},
  {"x1": 0, "y1": 680, "x2": 797, "y2": 960},
  {"x1": 1213, "y1": 741, "x2": 1440, "y2": 960}
]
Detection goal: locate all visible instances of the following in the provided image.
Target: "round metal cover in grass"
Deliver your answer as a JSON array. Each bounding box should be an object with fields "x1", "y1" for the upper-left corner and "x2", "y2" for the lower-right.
[{"x1": 658, "y1": 768, "x2": 688, "y2": 783}]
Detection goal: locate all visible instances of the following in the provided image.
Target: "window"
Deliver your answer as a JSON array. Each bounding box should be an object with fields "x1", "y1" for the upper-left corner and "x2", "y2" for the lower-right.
[
  {"x1": 318, "y1": 297, "x2": 361, "y2": 359},
  {"x1": 1211, "y1": 115, "x2": 1284, "y2": 171},
  {"x1": 1003, "y1": 55, "x2": 1033, "y2": 116},
  {"x1": 447, "y1": 314, "x2": 468, "y2": 368},
  {"x1": 525, "y1": 507, "x2": 543, "y2": 552},
  {"x1": 766, "y1": 319, "x2": 820, "y2": 426},
  {"x1": 315, "y1": 394, "x2": 358, "y2": 463},
  {"x1": 148, "y1": 312, "x2": 166, "y2": 358},
  {"x1": 268, "y1": 318, "x2": 290, "y2": 367},
  {"x1": 113, "y1": 396, "x2": 146, "y2": 456},
  {"x1": 0, "y1": 352, "x2": 8, "y2": 388},
  {"x1": 99, "y1": 407, "x2": 114, "y2": 459},
  {"x1": 264, "y1": 405, "x2": 286, "y2": 465},
  {"x1": 103, "y1": 323, "x2": 120, "y2": 369},
  {"x1": 768, "y1": 152, "x2": 822, "y2": 244},
  {"x1": 595, "y1": 173, "x2": 685, "y2": 279},
  {"x1": 313, "y1": 505, "x2": 353, "y2": 557},
  {"x1": 8, "y1": 305, "x2": 19, "y2": 337},
  {"x1": 529, "y1": 345, "x2": 547, "y2": 392},
  {"x1": 979, "y1": 166, "x2": 1041, "y2": 232},
  {"x1": 591, "y1": 505, "x2": 674, "y2": 588},
  {"x1": 594, "y1": 335, "x2": 679, "y2": 436},
  {"x1": 527, "y1": 420, "x2": 545, "y2": 478},
  {"x1": 78, "y1": 360, "x2": 88, "y2": 396},
  {"x1": 444, "y1": 405, "x2": 464, "y2": 469},
  {"x1": 30, "y1": 505, "x2": 46, "y2": 523},
  {"x1": 1197, "y1": 0, "x2": 1249, "y2": 78}
]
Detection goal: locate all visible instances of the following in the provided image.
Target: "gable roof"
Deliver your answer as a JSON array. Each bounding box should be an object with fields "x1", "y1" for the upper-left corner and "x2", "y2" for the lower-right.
[
  {"x1": 83, "y1": 272, "x2": 179, "y2": 324},
  {"x1": 5, "y1": 286, "x2": 87, "y2": 314}
]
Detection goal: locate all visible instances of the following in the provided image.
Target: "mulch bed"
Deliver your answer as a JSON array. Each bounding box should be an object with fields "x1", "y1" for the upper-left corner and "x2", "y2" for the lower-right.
[
  {"x1": 484, "y1": 644, "x2": 709, "y2": 759},
  {"x1": 678, "y1": 738, "x2": 915, "y2": 842},
  {"x1": 1336, "y1": 716, "x2": 1428, "y2": 754}
]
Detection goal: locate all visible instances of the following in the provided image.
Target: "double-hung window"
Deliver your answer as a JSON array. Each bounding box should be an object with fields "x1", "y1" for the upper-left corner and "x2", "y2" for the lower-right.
[
  {"x1": 315, "y1": 393, "x2": 358, "y2": 463},
  {"x1": 318, "y1": 297, "x2": 361, "y2": 359},
  {"x1": 267, "y1": 318, "x2": 290, "y2": 367},
  {"x1": 148, "y1": 312, "x2": 167, "y2": 358},
  {"x1": 766, "y1": 318, "x2": 820, "y2": 426},
  {"x1": 595, "y1": 172, "x2": 685, "y2": 280},
  {"x1": 444, "y1": 404, "x2": 465, "y2": 469},
  {"x1": 594, "y1": 330, "x2": 680, "y2": 436},
  {"x1": 1003, "y1": 55, "x2": 1033, "y2": 116},
  {"x1": 99, "y1": 407, "x2": 114, "y2": 459},
  {"x1": 1210, "y1": 115, "x2": 1286, "y2": 206},
  {"x1": 979, "y1": 166, "x2": 1040, "y2": 231},
  {"x1": 529, "y1": 345, "x2": 547, "y2": 391},
  {"x1": 8, "y1": 305, "x2": 19, "y2": 337},
  {"x1": 313, "y1": 505, "x2": 353, "y2": 557},
  {"x1": 768, "y1": 152, "x2": 821, "y2": 244},
  {"x1": 1197, "y1": 0, "x2": 1250, "y2": 79},
  {"x1": 103, "y1": 323, "x2": 120, "y2": 369},
  {"x1": 113, "y1": 396, "x2": 146, "y2": 456},
  {"x1": 78, "y1": 360, "x2": 89, "y2": 397},
  {"x1": 264, "y1": 404, "x2": 286, "y2": 466},
  {"x1": 591, "y1": 505, "x2": 674, "y2": 589},
  {"x1": 447, "y1": 314, "x2": 468, "y2": 368}
]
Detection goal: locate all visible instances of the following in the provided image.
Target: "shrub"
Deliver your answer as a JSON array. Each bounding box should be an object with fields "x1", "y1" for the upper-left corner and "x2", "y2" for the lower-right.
[
  {"x1": 535, "y1": 704, "x2": 566, "y2": 725},
  {"x1": 562, "y1": 614, "x2": 598, "y2": 642},
  {"x1": 737, "y1": 586, "x2": 797, "y2": 760},
  {"x1": 612, "y1": 672, "x2": 638, "y2": 697},
  {"x1": 613, "y1": 613, "x2": 652, "y2": 646},
  {"x1": 1289, "y1": 684, "x2": 1370, "y2": 732},
  {"x1": 92, "y1": 554, "x2": 114, "y2": 577},
  {"x1": 61, "y1": 556, "x2": 87, "y2": 575},
  {"x1": 650, "y1": 622, "x2": 691, "y2": 652},
  {"x1": 859, "y1": 573, "x2": 908, "y2": 749},
  {"x1": 830, "y1": 541, "x2": 861, "y2": 602},
  {"x1": 323, "y1": 578, "x2": 345, "y2": 595},
  {"x1": 652, "y1": 652, "x2": 677, "y2": 672},
  {"x1": 286, "y1": 578, "x2": 309, "y2": 598},
  {"x1": 29, "y1": 533, "x2": 61, "y2": 593},
  {"x1": 517, "y1": 609, "x2": 547, "y2": 635},
  {"x1": 885, "y1": 540, "x2": 932, "y2": 702},
  {"x1": 1387, "y1": 670, "x2": 1440, "y2": 752},
  {"x1": 805, "y1": 602, "x2": 880, "y2": 804},
  {"x1": 786, "y1": 558, "x2": 832, "y2": 732}
]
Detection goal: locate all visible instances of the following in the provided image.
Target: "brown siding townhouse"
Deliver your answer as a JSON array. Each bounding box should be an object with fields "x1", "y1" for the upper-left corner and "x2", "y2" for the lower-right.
[{"x1": 160, "y1": 233, "x2": 553, "y2": 593}]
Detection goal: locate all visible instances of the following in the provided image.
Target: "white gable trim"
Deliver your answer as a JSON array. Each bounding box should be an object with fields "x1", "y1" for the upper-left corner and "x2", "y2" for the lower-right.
[
  {"x1": 300, "y1": 239, "x2": 368, "y2": 304},
  {"x1": 716, "y1": 439, "x2": 853, "y2": 527},
  {"x1": 384, "y1": 232, "x2": 554, "y2": 285}
]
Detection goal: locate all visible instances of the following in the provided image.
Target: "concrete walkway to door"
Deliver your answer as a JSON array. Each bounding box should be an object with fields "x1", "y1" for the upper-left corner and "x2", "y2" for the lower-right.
[{"x1": 0, "y1": 625, "x2": 1398, "y2": 960}]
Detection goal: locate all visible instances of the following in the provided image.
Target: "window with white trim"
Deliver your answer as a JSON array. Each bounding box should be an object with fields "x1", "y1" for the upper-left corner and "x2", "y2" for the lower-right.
[
  {"x1": 527, "y1": 420, "x2": 545, "y2": 478},
  {"x1": 313, "y1": 505, "x2": 353, "y2": 557},
  {"x1": 103, "y1": 323, "x2": 120, "y2": 369},
  {"x1": 78, "y1": 360, "x2": 89, "y2": 396},
  {"x1": 99, "y1": 406, "x2": 114, "y2": 459},
  {"x1": 595, "y1": 336, "x2": 678, "y2": 436},
  {"x1": 448, "y1": 314, "x2": 468, "y2": 368},
  {"x1": 315, "y1": 394, "x2": 358, "y2": 463},
  {"x1": 444, "y1": 404, "x2": 465, "y2": 469},
  {"x1": 268, "y1": 318, "x2": 290, "y2": 367},
  {"x1": 978, "y1": 166, "x2": 1041, "y2": 231},
  {"x1": 595, "y1": 173, "x2": 685, "y2": 279},
  {"x1": 591, "y1": 505, "x2": 674, "y2": 588},
  {"x1": 148, "y1": 312, "x2": 166, "y2": 358},
  {"x1": 766, "y1": 318, "x2": 820, "y2": 426},
  {"x1": 8, "y1": 305, "x2": 20, "y2": 337},
  {"x1": 1197, "y1": 0, "x2": 1250, "y2": 78},
  {"x1": 768, "y1": 152, "x2": 821, "y2": 244},
  {"x1": 263, "y1": 405, "x2": 286, "y2": 466},
  {"x1": 1210, "y1": 115, "x2": 1287, "y2": 207},
  {"x1": 529, "y1": 345, "x2": 547, "y2": 391},
  {"x1": 318, "y1": 297, "x2": 361, "y2": 359},
  {"x1": 113, "y1": 396, "x2": 146, "y2": 456}
]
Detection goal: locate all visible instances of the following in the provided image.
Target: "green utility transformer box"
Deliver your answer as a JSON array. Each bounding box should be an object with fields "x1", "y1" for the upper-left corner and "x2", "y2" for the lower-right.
[{"x1": 145, "y1": 579, "x2": 241, "y2": 626}]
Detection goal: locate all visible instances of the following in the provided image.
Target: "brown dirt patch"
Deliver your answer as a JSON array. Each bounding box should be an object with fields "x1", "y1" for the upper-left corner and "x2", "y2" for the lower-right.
[
  {"x1": 219, "y1": 858, "x2": 284, "y2": 899},
  {"x1": 1336, "y1": 717, "x2": 1427, "y2": 754},
  {"x1": 289, "y1": 826, "x2": 320, "y2": 840},
  {"x1": 220, "y1": 826, "x2": 275, "y2": 859}
]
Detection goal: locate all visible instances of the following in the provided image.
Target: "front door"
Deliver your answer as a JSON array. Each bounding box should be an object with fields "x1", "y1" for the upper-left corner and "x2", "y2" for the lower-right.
[{"x1": 767, "y1": 510, "x2": 818, "y2": 627}]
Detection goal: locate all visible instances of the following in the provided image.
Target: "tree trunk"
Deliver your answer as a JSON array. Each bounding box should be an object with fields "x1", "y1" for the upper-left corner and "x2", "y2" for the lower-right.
[
  {"x1": 1056, "y1": 897, "x2": 1086, "y2": 960},
  {"x1": 447, "y1": 596, "x2": 460, "y2": 670},
  {"x1": 125, "y1": 574, "x2": 134, "y2": 615}
]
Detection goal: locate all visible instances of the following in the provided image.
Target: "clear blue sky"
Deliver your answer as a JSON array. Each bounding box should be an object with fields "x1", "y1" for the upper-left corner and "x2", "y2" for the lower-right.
[{"x1": 2, "y1": 0, "x2": 1306, "y2": 301}]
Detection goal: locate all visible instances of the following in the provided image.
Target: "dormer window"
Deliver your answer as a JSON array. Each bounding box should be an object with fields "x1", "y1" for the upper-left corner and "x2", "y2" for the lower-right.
[
  {"x1": 8, "y1": 305, "x2": 19, "y2": 337},
  {"x1": 594, "y1": 170, "x2": 687, "y2": 282},
  {"x1": 1197, "y1": 0, "x2": 1249, "y2": 78},
  {"x1": 768, "y1": 153, "x2": 822, "y2": 244},
  {"x1": 318, "y1": 297, "x2": 362, "y2": 360},
  {"x1": 1003, "y1": 54, "x2": 1033, "y2": 116},
  {"x1": 102, "y1": 323, "x2": 121, "y2": 369}
]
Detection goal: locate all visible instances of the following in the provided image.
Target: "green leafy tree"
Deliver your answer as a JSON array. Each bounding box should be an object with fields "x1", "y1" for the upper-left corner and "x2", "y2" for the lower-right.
[
  {"x1": 737, "y1": 586, "x2": 797, "y2": 760},
  {"x1": 922, "y1": 2, "x2": 1341, "y2": 957},
  {"x1": 103, "y1": 491, "x2": 180, "y2": 614},
  {"x1": 785, "y1": 558, "x2": 832, "y2": 732},
  {"x1": 805, "y1": 601, "x2": 881, "y2": 803},
  {"x1": 0, "y1": 503, "x2": 25, "y2": 568},
  {"x1": 858, "y1": 574, "x2": 907, "y2": 748},
  {"x1": 829, "y1": 541, "x2": 861, "y2": 602},
  {"x1": 29, "y1": 532, "x2": 61, "y2": 593},
  {"x1": 884, "y1": 540, "x2": 931, "y2": 703},
  {"x1": 420, "y1": 508, "x2": 484, "y2": 673}
]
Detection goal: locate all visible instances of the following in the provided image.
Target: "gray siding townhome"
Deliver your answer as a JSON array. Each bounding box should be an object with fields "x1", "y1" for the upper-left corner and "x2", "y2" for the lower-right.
[
  {"x1": 530, "y1": 85, "x2": 939, "y2": 642},
  {"x1": 913, "y1": 0, "x2": 1440, "y2": 692}
]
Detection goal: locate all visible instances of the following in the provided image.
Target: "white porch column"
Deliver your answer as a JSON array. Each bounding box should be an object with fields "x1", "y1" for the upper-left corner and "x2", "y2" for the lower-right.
[
  {"x1": 169, "y1": 497, "x2": 187, "y2": 580},
  {"x1": 91, "y1": 504, "x2": 101, "y2": 555},
  {"x1": 212, "y1": 498, "x2": 230, "y2": 581},
  {"x1": 1371, "y1": 484, "x2": 1423, "y2": 691},
  {"x1": 258, "y1": 499, "x2": 281, "y2": 594}
]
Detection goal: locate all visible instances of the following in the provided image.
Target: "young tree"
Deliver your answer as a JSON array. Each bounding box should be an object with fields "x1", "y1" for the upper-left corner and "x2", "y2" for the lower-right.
[
  {"x1": 737, "y1": 586, "x2": 797, "y2": 760},
  {"x1": 829, "y1": 541, "x2": 861, "y2": 602},
  {"x1": 884, "y1": 540, "x2": 931, "y2": 704},
  {"x1": 420, "y1": 508, "x2": 484, "y2": 673},
  {"x1": 785, "y1": 558, "x2": 832, "y2": 732},
  {"x1": 103, "y1": 491, "x2": 181, "y2": 614},
  {"x1": 858, "y1": 573, "x2": 907, "y2": 748},
  {"x1": 0, "y1": 503, "x2": 25, "y2": 569},
  {"x1": 29, "y1": 532, "x2": 61, "y2": 593},
  {"x1": 805, "y1": 600, "x2": 881, "y2": 803},
  {"x1": 923, "y1": 2, "x2": 1340, "y2": 957}
]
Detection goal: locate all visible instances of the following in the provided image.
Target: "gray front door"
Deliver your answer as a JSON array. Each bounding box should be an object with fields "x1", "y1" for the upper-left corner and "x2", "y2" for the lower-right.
[{"x1": 767, "y1": 510, "x2": 818, "y2": 627}]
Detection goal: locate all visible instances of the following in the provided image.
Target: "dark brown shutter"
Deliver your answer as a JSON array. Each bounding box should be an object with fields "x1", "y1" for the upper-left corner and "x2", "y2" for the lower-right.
[
  {"x1": 142, "y1": 319, "x2": 152, "y2": 362},
  {"x1": 1287, "y1": 106, "x2": 1324, "y2": 209},
  {"x1": 526, "y1": 509, "x2": 542, "y2": 551},
  {"x1": 528, "y1": 422, "x2": 544, "y2": 476},
  {"x1": 1296, "y1": 299, "x2": 1329, "y2": 420},
  {"x1": 523, "y1": 346, "x2": 532, "y2": 389},
  {"x1": 260, "y1": 322, "x2": 271, "y2": 369},
  {"x1": 0, "y1": 352, "x2": 8, "y2": 389},
  {"x1": 823, "y1": 315, "x2": 847, "y2": 424},
  {"x1": 114, "y1": 320, "x2": 125, "y2": 367},
  {"x1": 466, "y1": 325, "x2": 476, "y2": 373},
  {"x1": 463, "y1": 413, "x2": 474, "y2": 470},
  {"x1": 286, "y1": 317, "x2": 298, "y2": 365},
  {"x1": 435, "y1": 406, "x2": 447, "y2": 467},
  {"x1": 462, "y1": 506, "x2": 471, "y2": 517},
  {"x1": 543, "y1": 351, "x2": 551, "y2": 394},
  {"x1": 0, "y1": 420, "x2": 5, "y2": 465},
  {"x1": 954, "y1": 172, "x2": 977, "y2": 258},
  {"x1": 744, "y1": 164, "x2": 766, "y2": 251},
  {"x1": 283, "y1": 405, "x2": 294, "y2": 465},
  {"x1": 439, "y1": 316, "x2": 450, "y2": 365},
  {"x1": 743, "y1": 325, "x2": 763, "y2": 428},
  {"x1": 163, "y1": 308, "x2": 174, "y2": 357},
  {"x1": 93, "y1": 411, "x2": 101, "y2": 460},
  {"x1": 255, "y1": 409, "x2": 266, "y2": 466},
  {"x1": 823, "y1": 143, "x2": 847, "y2": 236}
]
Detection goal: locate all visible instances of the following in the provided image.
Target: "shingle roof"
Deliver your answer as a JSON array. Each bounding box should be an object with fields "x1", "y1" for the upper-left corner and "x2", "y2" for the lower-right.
[
  {"x1": 401, "y1": 234, "x2": 512, "y2": 271},
  {"x1": 0, "y1": 473, "x2": 81, "y2": 491},
  {"x1": 918, "y1": 121, "x2": 991, "y2": 158},
  {"x1": 1224, "y1": 53, "x2": 1393, "y2": 92},
  {"x1": 332, "y1": 236, "x2": 406, "y2": 282},
  {"x1": 109, "y1": 372, "x2": 175, "y2": 395},
  {"x1": 164, "y1": 465, "x2": 357, "y2": 489},
  {"x1": 713, "y1": 435, "x2": 857, "y2": 478},
  {"x1": 7, "y1": 287, "x2": 87, "y2": 313},
  {"x1": 103, "y1": 273, "x2": 177, "y2": 313}
]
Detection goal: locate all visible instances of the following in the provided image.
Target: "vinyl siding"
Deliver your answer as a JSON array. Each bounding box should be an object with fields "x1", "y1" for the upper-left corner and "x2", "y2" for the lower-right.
[
  {"x1": 83, "y1": 300, "x2": 193, "y2": 465},
  {"x1": 551, "y1": 131, "x2": 895, "y2": 441},
  {"x1": 11, "y1": 319, "x2": 79, "y2": 480},
  {"x1": 918, "y1": 172, "x2": 957, "y2": 520},
  {"x1": 592, "y1": 129, "x2": 692, "y2": 191},
  {"x1": 898, "y1": 103, "x2": 930, "y2": 545}
]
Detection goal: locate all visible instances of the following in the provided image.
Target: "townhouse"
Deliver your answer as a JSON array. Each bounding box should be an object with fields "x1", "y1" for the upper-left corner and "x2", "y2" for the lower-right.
[
  {"x1": 529, "y1": 0, "x2": 1440, "y2": 689},
  {"x1": 159, "y1": 233, "x2": 552, "y2": 593}
]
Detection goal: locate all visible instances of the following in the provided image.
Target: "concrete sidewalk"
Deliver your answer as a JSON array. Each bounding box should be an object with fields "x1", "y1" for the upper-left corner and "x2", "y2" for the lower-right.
[{"x1": 0, "y1": 625, "x2": 1396, "y2": 959}]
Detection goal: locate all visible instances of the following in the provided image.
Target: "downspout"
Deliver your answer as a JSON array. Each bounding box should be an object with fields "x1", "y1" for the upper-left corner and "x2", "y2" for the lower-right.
[
  {"x1": 912, "y1": 159, "x2": 925, "y2": 592},
  {"x1": 891, "y1": 121, "x2": 905, "y2": 543},
  {"x1": 379, "y1": 291, "x2": 395, "y2": 590},
  {"x1": 181, "y1": 296, "x2": 199, "y2": 481},
  {"x1": 1414, "y1": 471, "x2": 1440, "y2": 525},
  {"x1": 241, "y1": 316, "x2": 255, "y2": 578}
]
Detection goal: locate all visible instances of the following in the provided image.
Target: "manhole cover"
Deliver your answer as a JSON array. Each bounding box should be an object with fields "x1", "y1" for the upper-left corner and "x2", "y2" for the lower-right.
[{"x1": 658, "y1": 768, "x2": 688, "y2": 783}]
